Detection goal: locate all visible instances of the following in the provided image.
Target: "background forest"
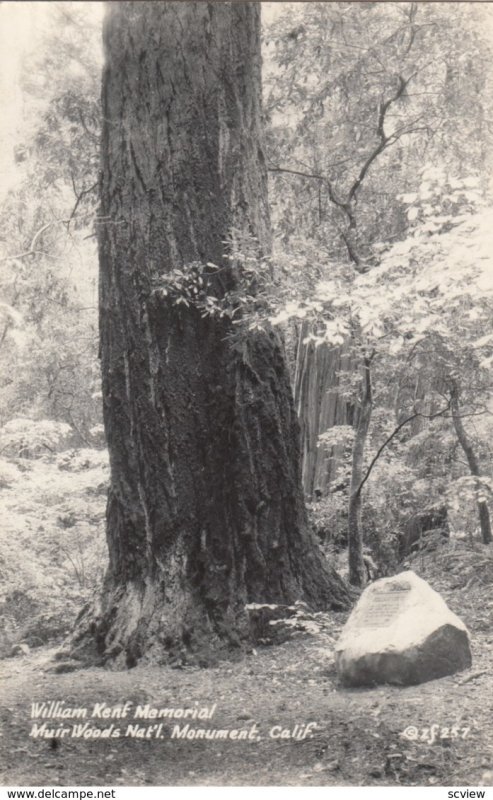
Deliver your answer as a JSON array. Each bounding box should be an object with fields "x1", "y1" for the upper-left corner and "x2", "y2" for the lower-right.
[{"x1": 1, "y1": 1, "x2": 493, "y2": 650}]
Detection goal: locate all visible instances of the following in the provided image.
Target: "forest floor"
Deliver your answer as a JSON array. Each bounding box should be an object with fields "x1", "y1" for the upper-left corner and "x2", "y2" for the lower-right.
[
  {"x1": 1, "y1": 544, "x2": 493, "y2": 787},
  {"x1": 0, "y1": 450, "x2": 492, "y2": 787}
]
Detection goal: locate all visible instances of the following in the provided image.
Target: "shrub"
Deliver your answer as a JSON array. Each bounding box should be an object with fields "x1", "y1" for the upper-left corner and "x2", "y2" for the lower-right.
[{"x1": 0, "y1": 418, "x2": 72, "y2": 457}]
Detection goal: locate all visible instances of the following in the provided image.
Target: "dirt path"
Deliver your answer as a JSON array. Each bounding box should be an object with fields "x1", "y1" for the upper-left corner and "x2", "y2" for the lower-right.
[{"x1": 1, "y1": 607, "x2": 492, "y2": 787}]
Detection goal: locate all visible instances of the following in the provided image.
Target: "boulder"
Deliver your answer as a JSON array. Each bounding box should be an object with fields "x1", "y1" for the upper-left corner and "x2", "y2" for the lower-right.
[{"x1": 335, "y1": 571, "x2": 471, "y2": 687}]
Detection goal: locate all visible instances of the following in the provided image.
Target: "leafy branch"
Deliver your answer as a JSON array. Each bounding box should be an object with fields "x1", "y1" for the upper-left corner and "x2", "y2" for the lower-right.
[
  {"x1": 268, "y1": 69, "x2": 421, "y2": 269},
  {"x1": 0, "y1": 213, "x2": 110, "y2": 264},
  {"x1": 355, "y1": 399, "x2": 453, "y2": 500}
]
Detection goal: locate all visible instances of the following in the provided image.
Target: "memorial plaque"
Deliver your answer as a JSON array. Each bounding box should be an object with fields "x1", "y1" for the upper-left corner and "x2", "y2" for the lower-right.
[{"x1": 357, "y1": 586, "x2": 411, "y2": 629}]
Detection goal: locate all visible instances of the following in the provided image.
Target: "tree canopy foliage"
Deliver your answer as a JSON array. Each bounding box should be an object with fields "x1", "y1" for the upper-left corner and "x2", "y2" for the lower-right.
[{"x1": 262, "y1": 2, "x2": 493, "y2": 581}]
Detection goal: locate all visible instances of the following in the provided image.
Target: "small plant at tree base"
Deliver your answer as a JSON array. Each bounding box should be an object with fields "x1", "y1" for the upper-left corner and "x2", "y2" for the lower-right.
[{"x1": 245, "y1": 601, "x2": 327, "y2": 644}]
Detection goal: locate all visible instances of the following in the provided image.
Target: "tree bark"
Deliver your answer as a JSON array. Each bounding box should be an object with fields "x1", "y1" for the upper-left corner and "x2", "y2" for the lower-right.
[
  {"x1": 80, "y1": 1, "x2": 349, "y2": 667},
  {"x1": 348, "y1": 357, "x2": 372, "y2": 586},
  {"x1": 294, "y1": 326, "x2": 356, "y2": 496},
  {"x1": 450, "y1": 387, "x2": 492, "y2": 546}
]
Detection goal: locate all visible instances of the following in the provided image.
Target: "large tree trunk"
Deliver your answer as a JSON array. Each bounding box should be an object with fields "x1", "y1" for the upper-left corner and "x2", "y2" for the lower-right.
[{"x1": 82, "y1": 1, "x2": 349, "y2": 668}]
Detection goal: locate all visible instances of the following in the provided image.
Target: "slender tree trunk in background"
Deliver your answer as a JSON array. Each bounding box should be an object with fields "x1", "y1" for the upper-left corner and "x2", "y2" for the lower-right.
[
  {"x1": 77, "y1": 2, "x2": 349, "y2": 667},
  {"x1": 450, "y1": 387, "x2": 492, "y2": 545},
  {"x1": 348, "y1": 357, "x2": 372, "y2": 586}
]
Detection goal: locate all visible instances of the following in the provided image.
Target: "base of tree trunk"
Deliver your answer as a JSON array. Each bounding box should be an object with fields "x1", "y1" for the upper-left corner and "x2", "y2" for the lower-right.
[
  {"x1": 70, "y1": 557, "x2": 350, "y2": 668},
  {"x1": 70, "y1": 579, "x2": 243, "y2": 669}
]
